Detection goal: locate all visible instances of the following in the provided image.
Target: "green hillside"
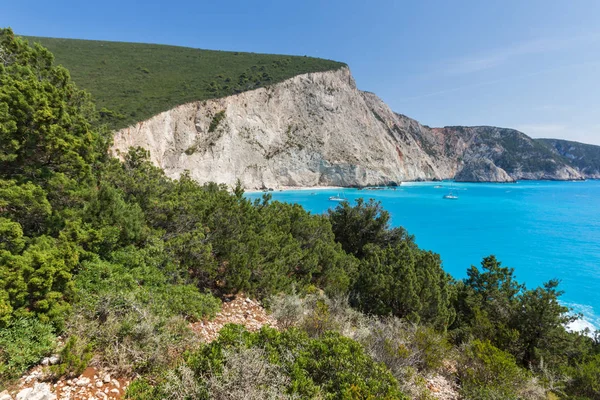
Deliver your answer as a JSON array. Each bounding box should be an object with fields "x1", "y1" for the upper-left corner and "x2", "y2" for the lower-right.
[{"x1": 25, "y1": 36, "x2": 346, "y2": 129}]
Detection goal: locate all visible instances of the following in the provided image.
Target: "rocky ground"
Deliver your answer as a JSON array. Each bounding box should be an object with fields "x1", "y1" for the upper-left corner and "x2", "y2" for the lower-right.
[
  {"x1": 0, "y1": 365, "x2": 127, "y2": 400},
  {"x1": 190, "y1": 295, "x2": 278, "y2": 342},
  {"x1": 2, "y1": 296, "x2": 459, "y2": 400},
  {"x1": 426, "y1": 374, "x2": 460, "y2": 400},
  {"x1": 0, "y1": 296, "x2": 276, "y2": 400}
]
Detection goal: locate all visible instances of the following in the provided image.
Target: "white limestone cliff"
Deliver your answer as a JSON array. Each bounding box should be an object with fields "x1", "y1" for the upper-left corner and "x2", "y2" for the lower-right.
[{"x1": 111, "y1": 67, "x2": 583, "y2": 188}]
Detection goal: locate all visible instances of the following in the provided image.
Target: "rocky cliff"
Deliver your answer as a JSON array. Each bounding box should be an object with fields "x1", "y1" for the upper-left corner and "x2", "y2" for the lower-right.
[
  {"x1": 112, "y1": 67, "x2": 456, "y2": 188},
  {"x1": 412, "y1": 125, "x2": 583, "y2": 182},
  {"x1": 538, "y1": 138, "x2": 600, "y2": 179},
  {"x1": 111, "y1": 67, "x2": 586, "y2": 188}
]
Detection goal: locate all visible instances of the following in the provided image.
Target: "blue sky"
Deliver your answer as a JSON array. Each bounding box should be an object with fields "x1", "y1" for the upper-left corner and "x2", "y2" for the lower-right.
[{"x1": 4, "y1": 0, "x2": 600, "y2": 144}]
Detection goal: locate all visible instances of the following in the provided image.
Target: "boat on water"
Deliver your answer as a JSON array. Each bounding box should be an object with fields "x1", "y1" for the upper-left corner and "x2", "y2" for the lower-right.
[
  {"x1": 329, "y1": 194, "x2": 345, "y2": 202},
  {"x1": 442, "y1": 181, "x2": 459, "y2": 199},
  {"x1": 434, "y1": 185, "x2": 443, "y2": 189},
  {"x1": 443, "y1": 191, "x2": 458, "y2": 200}
]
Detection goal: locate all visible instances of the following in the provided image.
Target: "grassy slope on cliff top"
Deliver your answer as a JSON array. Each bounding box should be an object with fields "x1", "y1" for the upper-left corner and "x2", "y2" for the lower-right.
[{"x1": 26, "y1": 36, "x2": 346, "y2": 129}]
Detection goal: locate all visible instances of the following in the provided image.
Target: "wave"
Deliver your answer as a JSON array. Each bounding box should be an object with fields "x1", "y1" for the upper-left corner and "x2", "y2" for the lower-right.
[{"x1": 563, "y1": 302, "x2": 600, "y2": 336}]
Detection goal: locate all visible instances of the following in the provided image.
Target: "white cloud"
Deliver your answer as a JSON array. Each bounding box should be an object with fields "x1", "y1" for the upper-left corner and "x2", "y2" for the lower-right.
[
  {"x1": 438, "y1": 33, "x2": 600, "y2": 76},
  {"x1": 396, "y1": 60, "x2": 600, "y2": 102}
]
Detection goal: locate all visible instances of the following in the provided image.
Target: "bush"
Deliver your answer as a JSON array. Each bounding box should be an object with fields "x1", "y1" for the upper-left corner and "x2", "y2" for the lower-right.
[
  {"x1": 358, "y1": 318, "x2": 452, "y2": 399},
  {"x1": 268, "y1": 292, "x2": 305, "y2": 330},
  {"x1": 205, "y1": 347, "x2": 290, "y2": 400},
  {"x1": 565, "y1": 354, "x2": 600, "y2": 398},
  {"x1": 363, "y1": 318, "x2": 452, "y2": 375},
  {"x1": 296, "y1": 331, "x2": 408, "y2": 399},
  {"x1": 458, "y1": 340, "x2": 533, "y2": 400},
  {"x1": 269, "y1": 293, "x2": 371, "y2": 339},
  {"x1": 162, "y1": 365, "x2": 207, "y2": 400},
  {"x1": 0, "y1": 318, "x2": 56, "y2": 387},
  {"x1": 50, "y1": 335, "x2": 93, "y2": 378},
  {"x1": 179, "y1": 325, "x2": 408, "y2": 399},
  {"x1": 208, "y1": 110, "x2": 226, "y2": 133},
  {"x1": 67, "y1": 296, "x2": 200, "y2": 376}
]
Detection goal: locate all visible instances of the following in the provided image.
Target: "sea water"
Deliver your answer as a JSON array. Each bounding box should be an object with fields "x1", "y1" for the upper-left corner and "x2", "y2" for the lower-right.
[{"x1": 247, "y1": 180, "x2": 600, "y2": 330}]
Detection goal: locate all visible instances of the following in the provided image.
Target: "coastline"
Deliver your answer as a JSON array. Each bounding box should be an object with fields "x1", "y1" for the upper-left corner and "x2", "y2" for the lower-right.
[
  {"x1": 245, "y1": 185, "x2": 345, "y2": 194},
  {"x1": 242, "y1": 178, "x2": 598, "y2": 193}
]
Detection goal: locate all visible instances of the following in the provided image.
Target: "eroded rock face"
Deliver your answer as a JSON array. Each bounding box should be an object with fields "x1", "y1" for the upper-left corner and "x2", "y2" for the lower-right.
[
  {"x1": 111, "y1": 67, "x2": 455, "y2": 189},
  {"x1": 454, "y1": 159, "x2": 514, "y2": 183},
  {"x1": 538, "y1": 138, "x2": 600, "y2": 179},
  {"x1": 111, "y1": 67, "x2": 584, "y2": 187}
]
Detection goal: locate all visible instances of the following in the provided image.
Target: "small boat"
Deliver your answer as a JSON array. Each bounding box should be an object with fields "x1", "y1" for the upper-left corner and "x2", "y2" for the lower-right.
[
  {"x1": 443, "y1": 191, "x2": 458, "y2": 200},
  {"x1": 434, "y1": 185, "x2": 443, "y2": 189},
  {"x1": 329, "y1": 194, "x2": 345, "y2": 202}
]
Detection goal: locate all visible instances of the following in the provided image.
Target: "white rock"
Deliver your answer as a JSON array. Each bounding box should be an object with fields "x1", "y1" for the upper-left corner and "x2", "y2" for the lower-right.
[
  {"x1": 15, "y1": 388, "x2": 33, "y2": 400},
  {"x1": 0, "y1": 390, "x2": 13, "y2": 400},
  {"x1": 110, "y1": 67, "x2": 455, "y2": 190},
  {"x1": 110, "y1": 380, "x2": 119, "y2": 389},
  {"x1": 95, "y1": 381, "x2": 103, "y2": 388},
  {"x1": 76, "y1": 377, "x2": 90, "y2": 387},
  {"x1": 109, "y1": 389, "x2": 119, "y2": 395},
  {"x1": 16, "y1": 383, "x2": 56, "y2": 400},
  {"x1": 102, "y1": 374, "x2": 110, "y2": 384}
]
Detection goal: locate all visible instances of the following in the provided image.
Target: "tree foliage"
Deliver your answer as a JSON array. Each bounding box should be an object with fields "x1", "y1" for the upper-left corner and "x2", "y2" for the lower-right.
[{"x1": 0, "y1": 28, "x2": 598, "y2": 399}]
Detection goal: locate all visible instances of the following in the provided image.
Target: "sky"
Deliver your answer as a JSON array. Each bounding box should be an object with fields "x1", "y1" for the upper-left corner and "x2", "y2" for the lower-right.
[{"x1": 3, "y1": 0, "x2": 600, "y2": 144}]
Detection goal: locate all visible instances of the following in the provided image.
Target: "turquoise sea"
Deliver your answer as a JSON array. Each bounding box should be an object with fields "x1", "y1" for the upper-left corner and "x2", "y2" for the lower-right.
[{"x1": 247, "y1": 180, "x2": 600, "y2": 331}]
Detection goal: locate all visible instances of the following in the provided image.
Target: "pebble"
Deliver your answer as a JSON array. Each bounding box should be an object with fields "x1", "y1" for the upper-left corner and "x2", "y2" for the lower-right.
[
  {"x1": 76, "y1": 377, "x2": 90, "y2": 387},
  {"x1": 0, "y1": 390, "x2": 12, "y2": 400}
]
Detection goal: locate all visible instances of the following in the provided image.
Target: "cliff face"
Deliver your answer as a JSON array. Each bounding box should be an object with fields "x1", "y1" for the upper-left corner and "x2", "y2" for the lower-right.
[
  {"x1": 111, "y1": 67, "x2": 586, "y2": 188},
  {"x1": 538, "y1": 138, "x2": 600, "y2": 179},
  {"x1": 112, "y1": 67, "x2": 455, "y2": 188},
  {"x1": 420, "y1": 126, "x2": 583, "y2": 182}
]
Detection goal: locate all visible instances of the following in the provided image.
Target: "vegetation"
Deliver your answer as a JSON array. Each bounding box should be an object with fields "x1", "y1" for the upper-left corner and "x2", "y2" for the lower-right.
[
  {"x1": 25, "y1": 35, "x2": 346, "y2": 130},
  {"x1": 476, "y1": 128, "x2": 569, "y2": 174},
  {"x1": 136, "y1": 325, "x2": 408, "y2": 400},
  {"x1": 539, "y1": 138, "x2": 600, "y2": 176},
  {"x1": 1, "y1": 28, "x2": 599, "y2": 399}
]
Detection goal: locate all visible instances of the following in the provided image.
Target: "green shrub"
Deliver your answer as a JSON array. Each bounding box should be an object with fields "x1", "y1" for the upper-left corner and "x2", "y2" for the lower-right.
[
  {"x1": 565, "y1": 354, "x2": 600, "y2": 398},
  {"x1": 0, "y1": 235, "x2": 78, "y2": 330},
  {"x1": 67, "y1": 298, "x2": 199, "y2": 376},
  {"x1": 296, "y1": 331, "x2": 407, "y2": 399},
  {"x1": 125, "y1": 378, "x2": 160, "y2": 399},
  {"x1": 458, "y1": 339, "x2": 528, "y2": 400},
  {"x1": 364, "y1": 318, "x2": 452, "y2": 375},
  {"x1": 208, "y1": 110, "x2": 226, "y2": 133},
  {"x1": 51, "y1": 335, "x2": 93, "y2": 377},
  {"x1": 0, "y1": 318, "x2": 56, "y2": 387},
  {"x1": 181, "y1": 325, "x2": 408, "y2": 400}
]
